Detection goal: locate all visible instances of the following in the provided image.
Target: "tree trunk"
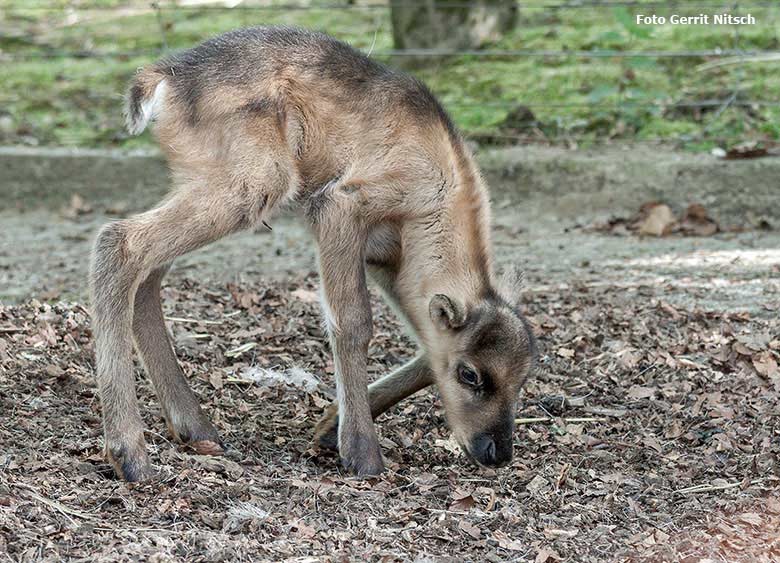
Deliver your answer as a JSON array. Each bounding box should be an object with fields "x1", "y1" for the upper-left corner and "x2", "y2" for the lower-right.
[{"x1": 390, "y1": 0, "x2": 517, "y2": 51}]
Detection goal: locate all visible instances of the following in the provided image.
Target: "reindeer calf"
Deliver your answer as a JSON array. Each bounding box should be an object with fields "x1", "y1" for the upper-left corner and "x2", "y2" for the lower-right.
[{"x1": 91, "y1": 26, "x2": 536, "y2": 481}]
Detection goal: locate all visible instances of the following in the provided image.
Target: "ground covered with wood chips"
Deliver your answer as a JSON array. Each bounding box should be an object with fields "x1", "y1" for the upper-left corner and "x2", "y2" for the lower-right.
[{"x1": 1, "y1": 274, "x2": 779, "y2": 562}]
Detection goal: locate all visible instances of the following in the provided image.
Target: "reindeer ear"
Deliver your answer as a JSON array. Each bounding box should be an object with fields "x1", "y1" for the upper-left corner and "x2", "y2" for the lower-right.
[
  {"x1": 499, "y1": 265, "x2": 525, "y2": 307},
  {"x1": 429, "y1": 294, "x2": 466, "y2": 331}
]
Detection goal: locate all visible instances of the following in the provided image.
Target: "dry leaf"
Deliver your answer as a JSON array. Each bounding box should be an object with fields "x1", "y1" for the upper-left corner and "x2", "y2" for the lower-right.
[
  {"x1": 678, "y1": 203, "x2": 719, "y2": 236},
  {"x1": 617, "y1": 349, "x2": 641, "y2": 369},
  {"x1": 556, "y1": 347, "x2": 575, "y2": 359},
  {"x1": 449, "y1": 495, "x2": 476, "y2": 512},
  {"x1": 535, "y1": 547, "x2": 561, "y2": 563},
  {"x1": 543, "y1": 528, "x2": 578, "y2": 539},
  {"x1": 526, "y1": 474, "x2": 548, "y2": 495},
  {"x1": 643, "y1": 435, "x2": 663, "y2": 453},
  {"x1": 493, "y1": 530, "x2": 525, "y2": 551},
  {"x1": 291, "y1": 288, "x2": 319, "y2": 303},
  {"x1": 293, "y1": 520, "x2": 317, "y2": 538},
  {"x1": 723, "y1": 142, "x2": 769, "y2": 160},
  {"x1": 61, "y1": 193, "x2": 93, "y2": 219},
  {"x1": 459, "y1": 519, "x2": 482, "y2": 540},
  {"x1": 753, "y1": 352, "x2": 778, "y2": 378},
  {"x1": 209, "y1": 371, "x2": 223, "y2": 390},
  {"x1": 627, "y1": 385, "x2": 655, "y2": 400},
  {"x1": 590, "y1": 201, "x2": 725, "y2": 238},
  {"x1": 637, "y1": 203, "x2": 675, "y2": 237},
  {"x1": 737, "y1": 513, "x2": 763, "y2": 527}
]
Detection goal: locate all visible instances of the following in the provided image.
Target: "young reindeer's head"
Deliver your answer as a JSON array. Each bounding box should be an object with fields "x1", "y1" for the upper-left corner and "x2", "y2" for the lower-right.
[{"x1": 426, "y1": 267, "x2": 537, "y2": 468}]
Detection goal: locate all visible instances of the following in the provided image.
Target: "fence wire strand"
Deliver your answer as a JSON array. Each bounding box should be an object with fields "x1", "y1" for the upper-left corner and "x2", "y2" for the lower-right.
[
  {"x1": 6, "y1": 1, "x2": 780, "y2": 10},
  {"x1": 4, "y1": 47, "x2": 780, "y2": 61}
]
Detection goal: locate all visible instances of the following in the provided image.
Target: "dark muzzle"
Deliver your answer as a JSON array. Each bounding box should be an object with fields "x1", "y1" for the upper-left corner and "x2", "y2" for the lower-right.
[{"x1": 470, "y1": 431, "x2": 513, "y2": 468}]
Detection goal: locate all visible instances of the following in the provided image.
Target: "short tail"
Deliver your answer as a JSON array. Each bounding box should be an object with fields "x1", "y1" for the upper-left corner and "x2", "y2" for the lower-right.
[{"x1": 124, "y1": 71, "x2": 168, "y2": 135}]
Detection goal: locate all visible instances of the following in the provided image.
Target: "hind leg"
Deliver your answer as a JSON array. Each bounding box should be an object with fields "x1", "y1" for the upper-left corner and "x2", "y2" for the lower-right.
[
  {"x1": 132, "y1": 265, "x2": 222, "y2": 455},
  {"x1": 91, "y1": 166, "x2": 291, "y2": 481}
]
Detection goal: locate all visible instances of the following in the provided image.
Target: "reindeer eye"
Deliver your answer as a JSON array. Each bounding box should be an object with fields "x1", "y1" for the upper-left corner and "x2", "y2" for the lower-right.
[{"x1": 458, "y1": 365, "x2": 480, "y2": 387}]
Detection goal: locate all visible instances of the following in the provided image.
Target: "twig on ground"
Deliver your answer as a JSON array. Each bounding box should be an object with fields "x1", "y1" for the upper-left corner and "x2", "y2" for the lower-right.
[
  {"x1": 225, "y1": 342, "x2": 257, "y2": 357},
  {"x1": 673, "y1": 479, "x2": 762, "y2": 495},
  {"x1": 515, "y1": 417, "x2": 607, "y2": 424},
  {"x1": 224, "y1": 377, "x2": 255, "y2": 385},
  {"x1": 164, "y1": 316, "x2": 223, "y2": 325},
  {"x1": 14, "y1": 482, "x2": 96, "y2": 521}
]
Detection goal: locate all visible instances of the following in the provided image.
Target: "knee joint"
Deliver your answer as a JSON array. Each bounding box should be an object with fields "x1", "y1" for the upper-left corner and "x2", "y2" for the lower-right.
[
  {"x1": 92, "y1": 222, "x2": 129, "y2": 272},
  {"x1": 90, "y1": 221, "x2": 135, "y2": 310}
]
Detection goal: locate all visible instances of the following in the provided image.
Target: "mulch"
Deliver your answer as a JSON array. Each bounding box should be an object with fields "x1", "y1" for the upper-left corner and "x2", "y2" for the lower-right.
[{"x1": 1, "y1": 274, "x2": 778, "y2": 562}]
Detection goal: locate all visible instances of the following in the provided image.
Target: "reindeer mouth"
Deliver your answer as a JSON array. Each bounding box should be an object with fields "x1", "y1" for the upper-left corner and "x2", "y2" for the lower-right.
[{"x1": 459, "y1": 434, "x2": 512, "y2": 469}]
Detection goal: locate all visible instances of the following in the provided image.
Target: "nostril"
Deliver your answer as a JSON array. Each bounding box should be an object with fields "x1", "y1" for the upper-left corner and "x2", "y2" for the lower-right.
[
  {"x1": 470, "y1": 435, "x2": 506, "y2": 467},
  {"x1": 485, "y1": 438, "x2": 497, "y2": 464}
]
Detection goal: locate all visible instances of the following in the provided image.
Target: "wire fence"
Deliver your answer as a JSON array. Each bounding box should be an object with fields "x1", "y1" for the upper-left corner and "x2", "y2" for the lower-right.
[
  {"x1": 2, "y1": 0, "x2": 780, "y2": 147},
  {"x1": 8, "y1": 1, "x2": 780, "y2": 10},
  {"x1": 6, "y1": 47, "x2": 778, "y2": 60}
]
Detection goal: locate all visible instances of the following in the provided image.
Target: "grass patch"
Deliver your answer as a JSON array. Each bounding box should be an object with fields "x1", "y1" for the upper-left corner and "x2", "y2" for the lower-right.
[{"x1": 1, "y1": 0, "x2": 779, "y2": 149}]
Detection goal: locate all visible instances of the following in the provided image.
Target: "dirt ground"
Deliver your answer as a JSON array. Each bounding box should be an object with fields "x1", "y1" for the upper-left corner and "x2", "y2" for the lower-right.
[
  {"x1": 1, "y1": 203, "x2": 779, "y2": 562},
  {"x1": 2, "y1": 207, "x2": 779, "y2": 316}
]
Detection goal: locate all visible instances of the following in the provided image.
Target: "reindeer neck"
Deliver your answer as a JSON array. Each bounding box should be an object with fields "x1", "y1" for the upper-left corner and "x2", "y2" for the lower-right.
[{"x1": 401, "y1": 145, "x2": 495, "y2": 332}]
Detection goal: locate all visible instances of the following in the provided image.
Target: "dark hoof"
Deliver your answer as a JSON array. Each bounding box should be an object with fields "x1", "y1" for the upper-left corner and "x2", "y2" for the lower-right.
[
  {"x1": 340, "y1": 434, "x2": 385, "y2": 477},
  {"x1": 166, "y1": 414, "x2": 222, "y2": 452},
  {"x1": 106, "y1": 443, "x2": 155, "y2": 482},
  {"x1": 188, "y1": 440, "x2": 225, "y2": 456},
  {"x1": 313, "y1": 404, "x2": 339, "y2": 452}
]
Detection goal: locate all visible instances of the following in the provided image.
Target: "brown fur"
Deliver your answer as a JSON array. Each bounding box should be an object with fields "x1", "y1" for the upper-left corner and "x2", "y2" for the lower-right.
[{"x1": 93, "y1": 26, "x2": 535, "y2": 481}]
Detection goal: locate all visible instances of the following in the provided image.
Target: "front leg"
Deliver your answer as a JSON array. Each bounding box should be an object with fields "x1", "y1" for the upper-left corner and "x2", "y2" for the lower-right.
[
  {"x1": 320, "y1": 246, "x2": 382, "y2": 475},
  {"x1": 313, "y1": 188, "x2": 384, "y2": 476}
]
